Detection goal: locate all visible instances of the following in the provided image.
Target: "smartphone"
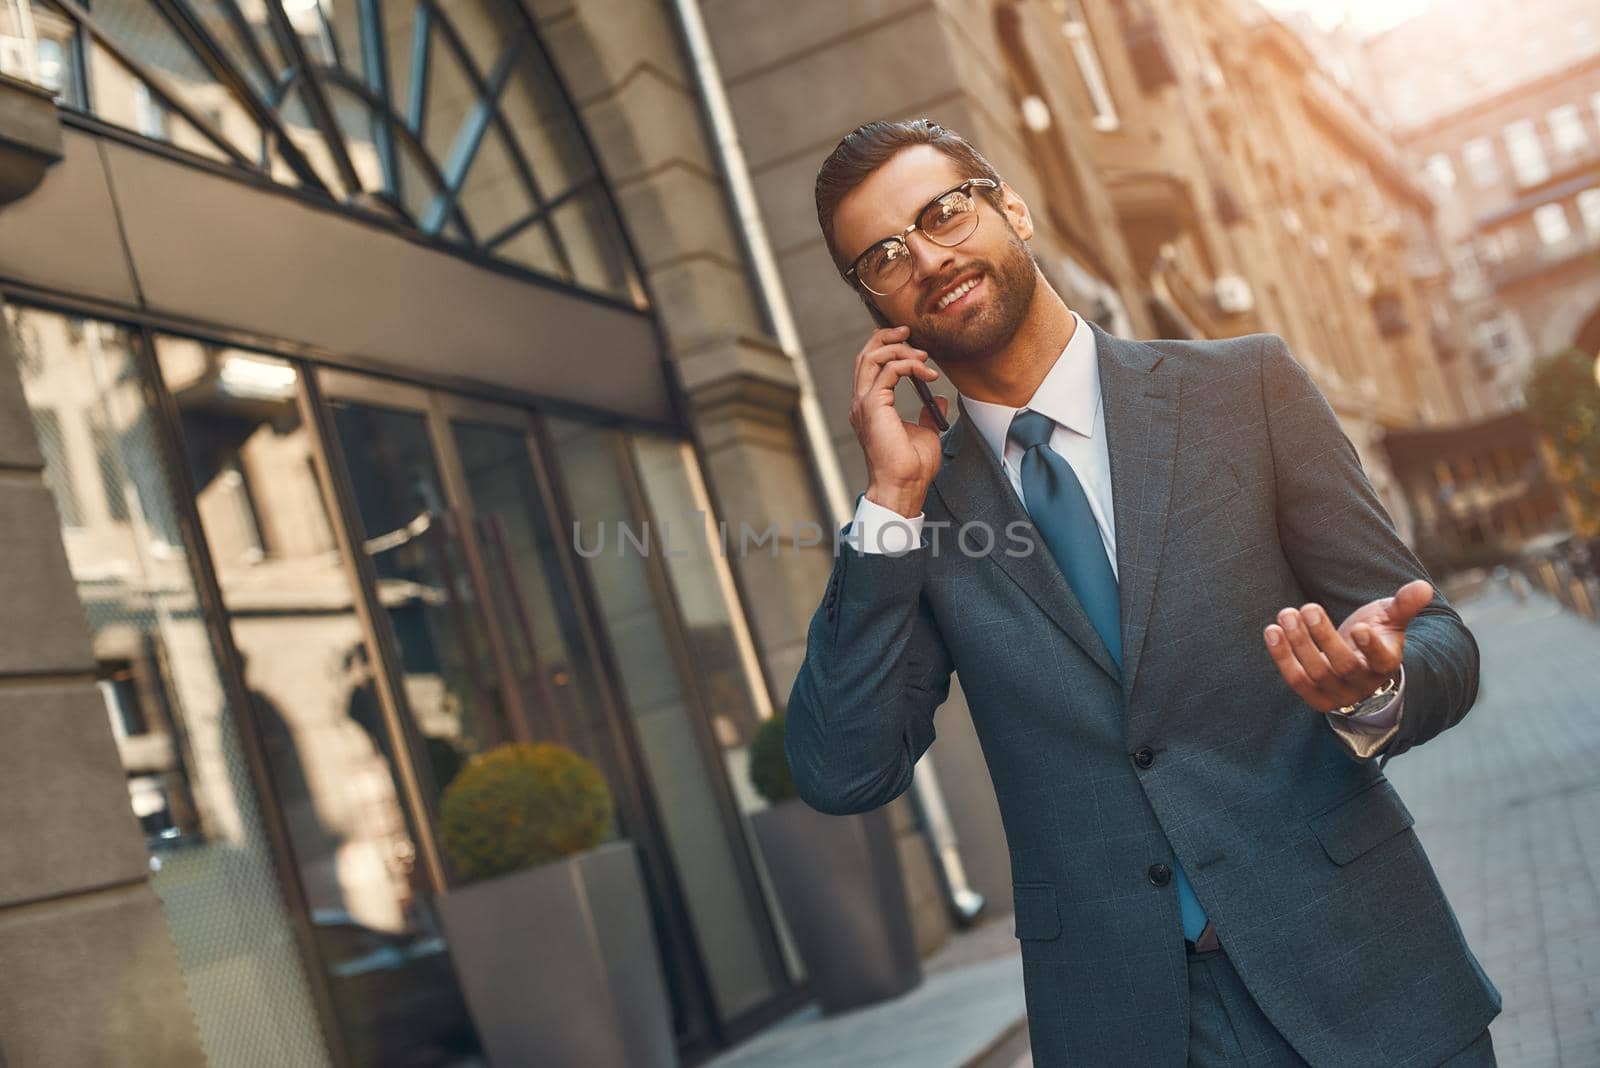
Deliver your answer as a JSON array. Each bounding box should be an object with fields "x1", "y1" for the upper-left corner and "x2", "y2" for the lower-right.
[{"x1": 865, "y1": 305, "x2": 951, "y2": 432}]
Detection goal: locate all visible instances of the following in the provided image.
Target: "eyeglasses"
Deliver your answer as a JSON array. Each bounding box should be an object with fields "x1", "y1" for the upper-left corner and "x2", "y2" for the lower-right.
[{"x1": 843, "y1": 178, "x2": 999, "y2": 297}]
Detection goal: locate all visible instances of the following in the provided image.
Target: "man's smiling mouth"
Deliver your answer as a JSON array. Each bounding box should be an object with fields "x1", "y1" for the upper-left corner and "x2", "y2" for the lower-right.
[{"x1": 932, "y1": 273, "x2": 983, "y2": 313}]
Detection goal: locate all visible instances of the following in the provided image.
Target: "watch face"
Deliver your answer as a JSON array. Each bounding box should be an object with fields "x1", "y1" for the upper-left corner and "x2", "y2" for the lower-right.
[{"x1": 1350, "y1": 680, "x2": 1398, "y2": 718}]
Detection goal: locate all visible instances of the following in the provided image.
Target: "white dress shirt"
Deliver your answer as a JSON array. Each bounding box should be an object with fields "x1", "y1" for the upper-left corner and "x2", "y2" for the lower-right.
[{"x1": 845, "y1": 312, "x2": 1404, "y2": 755}]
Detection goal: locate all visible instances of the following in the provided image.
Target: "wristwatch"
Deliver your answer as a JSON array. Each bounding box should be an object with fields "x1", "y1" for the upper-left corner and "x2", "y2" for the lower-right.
[{"x1": 1330, "y1": 668, "x2": 1401, "y2": 718}]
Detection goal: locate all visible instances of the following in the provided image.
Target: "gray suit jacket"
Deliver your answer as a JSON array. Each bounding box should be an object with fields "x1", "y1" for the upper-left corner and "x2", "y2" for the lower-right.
[{"x1": 784, "y1": 323, "x2": 1501, "y2": 1066}]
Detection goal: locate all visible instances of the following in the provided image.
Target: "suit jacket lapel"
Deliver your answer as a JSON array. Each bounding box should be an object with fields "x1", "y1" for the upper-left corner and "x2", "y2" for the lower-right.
[
  {"x1": 930, "y1": 322, "x2": 1178, "y2": 714},
  {"x1": 932, "y1": 390, "x2": 1123, "y2": 686},
  {"x1": 1089, "y1": 322, "x2": 1178, "y2": 719}
]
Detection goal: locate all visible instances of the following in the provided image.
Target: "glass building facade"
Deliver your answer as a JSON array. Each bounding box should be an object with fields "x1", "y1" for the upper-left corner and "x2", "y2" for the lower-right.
[
  {"x1": 1, "y1": 0, "x2": 806, "y2": 1062},
  {"x1": 22, "y1": 0, "x2": 643, "y2": 302}
]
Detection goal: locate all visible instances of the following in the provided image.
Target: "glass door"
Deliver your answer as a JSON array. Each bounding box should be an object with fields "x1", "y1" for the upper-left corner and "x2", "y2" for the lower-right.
[
  {"x1": 427, "y1": 395, "x2": 725, "y2": 1053},
  {"x1": 314, "y1": 371, "x2": 824, "y2": 1054},
  {"x1": 313, "y1": 375, "x2": 728, "y2": 1052},
  {"x1": 441, "y1": 404, "x2": 609, "y2": 756},
  {"x1": 316, "y1": 373, "x2": 521, "y2": 814}
]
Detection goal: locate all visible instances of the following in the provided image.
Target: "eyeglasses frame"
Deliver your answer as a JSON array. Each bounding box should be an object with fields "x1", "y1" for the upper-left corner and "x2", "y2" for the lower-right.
[{"x1": 841, "y1": 177, "x2": 1001, "y2": 296}]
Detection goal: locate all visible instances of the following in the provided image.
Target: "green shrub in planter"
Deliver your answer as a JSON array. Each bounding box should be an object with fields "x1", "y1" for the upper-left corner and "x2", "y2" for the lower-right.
[
  {"x1": 748, "y1": 710, "x2": 796, "y2": 805},
  {"x1": 439, "y1": 741, "x2": 614, "y2": 882}
]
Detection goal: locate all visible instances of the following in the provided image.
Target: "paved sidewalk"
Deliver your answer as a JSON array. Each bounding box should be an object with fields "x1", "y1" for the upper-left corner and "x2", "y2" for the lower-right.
[
  {"x1": 701, "y1": 916, "x2": 1025, "y2": 1068},
  {"x1": 1383, "y1": 580, "x2": 1600, "y2": 1067}
]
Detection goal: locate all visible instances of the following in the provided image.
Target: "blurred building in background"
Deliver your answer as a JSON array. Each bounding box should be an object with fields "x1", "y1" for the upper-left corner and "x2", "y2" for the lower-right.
[
  {"x1": 1363, "y1": 0, "x2": 1600, "y2": 406},
  {"x1": 1353, "y1": 0, "x2": 1598, "y2": 567},
  {"x1": 0, "y1": 1, "x2": 1576, "y2": 1065}
]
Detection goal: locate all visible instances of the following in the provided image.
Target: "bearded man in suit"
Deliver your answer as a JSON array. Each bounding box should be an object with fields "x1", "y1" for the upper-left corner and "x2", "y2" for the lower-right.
[{"x1": 784, "y1": 119, "x2": 1500, "y2": 1067}]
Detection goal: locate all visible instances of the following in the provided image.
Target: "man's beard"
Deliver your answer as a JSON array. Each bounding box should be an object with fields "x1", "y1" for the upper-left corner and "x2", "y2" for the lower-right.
[{"x1": 911, "y1": 228, "x2": 1038, "y2": 365}]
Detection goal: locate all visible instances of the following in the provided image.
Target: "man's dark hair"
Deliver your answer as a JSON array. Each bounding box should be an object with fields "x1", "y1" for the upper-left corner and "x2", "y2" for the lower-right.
[{"x1": 814, "y1": 118, "x2": 1005, "y2": 275}]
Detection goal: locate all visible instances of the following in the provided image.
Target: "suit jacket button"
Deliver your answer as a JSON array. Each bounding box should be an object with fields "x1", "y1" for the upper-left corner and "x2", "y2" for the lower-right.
[
  {"x1": 1148, "y1": 863, "x2": 1172, "y2": 886},
  {"x1": 1133, "y1": 746, "x2": 1154, "y2": 768}
]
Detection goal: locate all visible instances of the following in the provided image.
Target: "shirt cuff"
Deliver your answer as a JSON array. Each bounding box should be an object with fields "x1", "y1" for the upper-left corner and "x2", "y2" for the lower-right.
[
  {"x1": 849, "y1": 492, "x2": 925, "y2": 554},
  {"x1": 1324, "y1": 665, "x2": 1405, "y2": 760}
]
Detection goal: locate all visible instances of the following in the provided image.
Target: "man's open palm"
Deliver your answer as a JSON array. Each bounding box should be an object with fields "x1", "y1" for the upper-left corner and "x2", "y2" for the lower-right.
[{"x1": 1263, "y1": 578, "x2": 1434, "y2": 713}]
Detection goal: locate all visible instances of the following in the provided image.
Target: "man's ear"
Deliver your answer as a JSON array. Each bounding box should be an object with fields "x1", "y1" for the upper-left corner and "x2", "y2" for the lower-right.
[{"x1": 998, "y1": 181, "x2": 1034, "y2": 241}]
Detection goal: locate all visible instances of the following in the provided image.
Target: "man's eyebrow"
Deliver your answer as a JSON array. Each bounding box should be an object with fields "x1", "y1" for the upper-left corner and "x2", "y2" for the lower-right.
[{"x1": 849, "y1": 184, "x2": 956, "y2": 262}]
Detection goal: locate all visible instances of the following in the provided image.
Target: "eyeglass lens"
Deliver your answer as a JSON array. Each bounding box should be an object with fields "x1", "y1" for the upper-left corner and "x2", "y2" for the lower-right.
[{"x1": 857, "y1": 187, "x2": 982, "y2": 295}]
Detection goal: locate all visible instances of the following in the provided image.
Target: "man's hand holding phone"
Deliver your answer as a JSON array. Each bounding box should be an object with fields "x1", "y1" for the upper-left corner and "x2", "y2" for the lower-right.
[{"x1": 851, "y1": 325, "x2": 948, "y2": 520}]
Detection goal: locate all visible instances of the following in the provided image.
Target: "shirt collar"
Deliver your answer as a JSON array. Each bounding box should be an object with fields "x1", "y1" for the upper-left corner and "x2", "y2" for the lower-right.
[{"x1": 959, "y1": 310, "x2": 1100, "y2": 466}]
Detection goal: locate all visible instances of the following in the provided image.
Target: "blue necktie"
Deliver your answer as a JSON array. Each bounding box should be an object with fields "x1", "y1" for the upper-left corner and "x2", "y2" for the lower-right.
[{"x1": 1008, "y1": 409, "x2": 1210, "y2": 943}]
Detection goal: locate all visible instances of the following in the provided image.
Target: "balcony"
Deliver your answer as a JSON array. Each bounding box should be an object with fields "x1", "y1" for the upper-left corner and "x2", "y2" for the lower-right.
[
  {"x1": 1107, "y1": 170, "x2": 1199, "y2": 273},
  {"x1": 0, "y1": 70, "x2": 61, "y2": 204}
]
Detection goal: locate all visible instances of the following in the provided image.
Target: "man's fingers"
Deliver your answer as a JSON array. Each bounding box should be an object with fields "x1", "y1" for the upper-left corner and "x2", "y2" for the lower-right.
[
  {"x1": 857, "y1": 343, "x2": 932, "y2": 398},
  {"x1": 1274, "y1": 608, "x2": 1368, "y2": 707},
  {"x1": 1298, "y1": 602, "x2": 1369, "y2": 677},
  {"x1": 1386, "y1": 579, "x2": 1435, "y2": 625},
  {"x1": 1350, "y1": 622, "x2": 1403, "y2": 676},
  {"x1": 1276, "y1": 608, "x2": 1336, "y2": 689},
  {"x1": 867, "y1": 356, "x2": 938, "y2": 398},
  {"x1": 1264, "y1": 624, "x2": 1313, "y2": 698},
  {"x1": 853, "y1": 326, "x2": 915, "y2": 394}
]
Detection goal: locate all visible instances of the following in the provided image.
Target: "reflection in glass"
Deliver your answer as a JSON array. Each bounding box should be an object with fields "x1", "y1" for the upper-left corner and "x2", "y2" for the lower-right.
[
  {"x1": 545, "y1": 415, "x2": 781, "y2": 1021},
  {"x1": 154, "y1": 337, "x2": 484, "y2": 1065},
  {"x1": 626, "y1": 431, "x2": 804, "y2": 984},
  {"x1": 37, "y1": 0, "x2": 645, "y2": 302},
  {"x1": 329, "y1": 400, "x2": 507, "y2": 803},
  {"x1": 550, "y1": 187, "x2": 640, "y2": 306},
  {"x1": 449, "y1": 419, "x2": 626, "y2": 812},
  {"x1": 85, "y1": 0, "x2": 262, "y2": 160},
  {"x1": 454, "y1": 126, "x2": 535, "y2": 244},
  {"x1": 8, "y1": 306, "x2": 331, "y2": 1065},
  {"x1": 8, "y1": 3, "x2": 83, "y2": 105}
]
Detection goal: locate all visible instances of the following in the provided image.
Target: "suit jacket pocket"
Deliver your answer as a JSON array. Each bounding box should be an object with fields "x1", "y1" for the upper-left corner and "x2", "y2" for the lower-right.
[
  {"x1": 1012, "y1": 882, "x2": 1061, "y2": 940},
  {"x1": 1307, "y1": 777, "x2": 1415, "y2": 865}
]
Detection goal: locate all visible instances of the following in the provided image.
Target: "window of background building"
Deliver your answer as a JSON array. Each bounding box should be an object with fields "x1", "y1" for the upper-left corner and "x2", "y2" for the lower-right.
[
  {"x1": 1578, "y1": 187, "x2": 1600, "y2": 237},
  {"x1": 1533, "y1": 202, "x2": 1573, "y2": 246},
  {"x1": 1056, "y1": 0, "x2": 1120, "y2": 132},
  {"x1": 1495, "y1": 226, "x2": 1522, "y2": 261},
  {"x1": 1475, "y1": 233, "x2": 1504, "y2": 267},
  {"x1": 1424, "y1": 153, "x2": 1456, "y2": 192},
  {"x1": 1451, "y1": 241, "x2": 1483, "y2": 281},
  {"x1": 1463, "y1": 137, "x2": 1500, "y2": 187},
  {"x1": 1477, "y1": 315, "x2": 1520, "y2": 365},
  {"x1": 7, "y1": 306, "x2": 334, "y2": 1067},
  {"x1": 1504, "y1": 119, "x2": 1550, "y2": 186},
  {"x1": 1548, "y1": 104, "x2": 1590, "y2": 156}
]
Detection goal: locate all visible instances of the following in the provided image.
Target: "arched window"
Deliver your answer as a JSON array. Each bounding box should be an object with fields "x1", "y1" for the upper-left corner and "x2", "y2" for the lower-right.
[{"x1": 26, "y1": 0, "x2": 644, "y2": 305}]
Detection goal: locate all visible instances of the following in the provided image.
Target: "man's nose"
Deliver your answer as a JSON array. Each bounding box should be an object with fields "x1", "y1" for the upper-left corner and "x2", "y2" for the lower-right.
[{"x1": 906, "y1": 230, "x2": 955, "y2": 291}]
